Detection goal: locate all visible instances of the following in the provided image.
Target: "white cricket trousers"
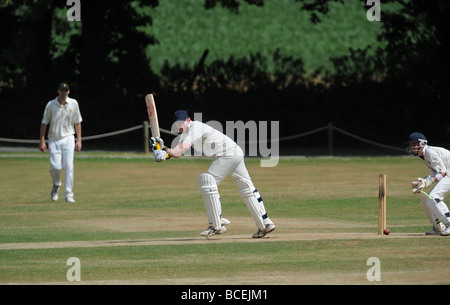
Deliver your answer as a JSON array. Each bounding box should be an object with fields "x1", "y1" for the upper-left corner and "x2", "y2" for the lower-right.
[
  {"x1": 48, "y1": 135, "x2": 75, "y2": 198},
  {"x1": 206, "y1": 149, "x2": 274, "y2": 230},
  {"x1": 207, "y1": 155, "x2": 252, "y2": 186}
]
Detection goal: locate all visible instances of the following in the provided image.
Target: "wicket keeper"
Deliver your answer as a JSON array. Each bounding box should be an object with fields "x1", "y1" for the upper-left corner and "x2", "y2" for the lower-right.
[
  {"x1": 152, "y1": 110, "x2": 275, "y2": 238},
  {"x1": 407, "y1": 132, "x2": 450, "y2": 236}
]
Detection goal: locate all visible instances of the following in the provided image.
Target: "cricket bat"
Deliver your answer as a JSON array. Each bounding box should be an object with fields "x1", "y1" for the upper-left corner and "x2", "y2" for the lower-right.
[
  {"x1": 145, "y1": 94, "x2": 161, "y2": 149},
  {"x1": 145, "y1": 94, "x2": 169, "y2": 159}
]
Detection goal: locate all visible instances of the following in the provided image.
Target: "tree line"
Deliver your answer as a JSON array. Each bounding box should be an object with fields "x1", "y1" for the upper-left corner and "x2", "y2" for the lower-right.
[{"x1": 0, "y1": 0, "x2": 449, "y2": 151}]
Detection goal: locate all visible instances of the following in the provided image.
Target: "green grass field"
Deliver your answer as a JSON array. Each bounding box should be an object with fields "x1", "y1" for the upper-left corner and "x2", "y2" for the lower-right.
[{"x1": 0, "y1": 153, "x2": 449, "y2": 285}]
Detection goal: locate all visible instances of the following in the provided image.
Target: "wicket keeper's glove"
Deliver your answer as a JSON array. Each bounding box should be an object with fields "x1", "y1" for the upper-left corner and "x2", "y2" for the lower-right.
[{"x1": 411, "y1": 176, "x2": 434, "y2": 194}]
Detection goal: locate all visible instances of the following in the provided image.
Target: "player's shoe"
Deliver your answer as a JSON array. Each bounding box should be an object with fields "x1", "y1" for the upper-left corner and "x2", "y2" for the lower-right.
[
  {"x1": 425, "y1": 227, "x2": 440, "y2": 235},
  {"x1": 252, "y1": 223, "x2": 276, "y2": 239},
  {"x1": 220, "y1": 217, "x2": 230, "y2": 226},
  {"x1": 426, "y1": 222, "x2": 445, "y2": 235},
  {"x1": 200, "y1": 225, "x2": 227, "y2": 237},
  {"x1": 440, "y1": 225, "x2": 450, "y2": 236},
  {"x1": 427, "y1": 222, "x2": 446, "y2": 235},
  {"x1": 51, "y1": 186, "x2": 59, "y2": 201},
  {"x1": 65, "y1": 196, "x2": 76, "y2": 203}
]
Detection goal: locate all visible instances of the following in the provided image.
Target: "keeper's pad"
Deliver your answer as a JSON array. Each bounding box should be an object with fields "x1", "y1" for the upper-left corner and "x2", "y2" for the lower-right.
[
  {"x1": 419, "y1": 192, "x2": 450, "y2": 225},
  {"x1": 235, "y1": 178, "x2": 269, "y2": 230},
  {"x1": 199, "y1": 173, "x2": 222, "y2": 230},
  {"x1": 419, "y1": 196, "x2": 440, "y2": 229}
]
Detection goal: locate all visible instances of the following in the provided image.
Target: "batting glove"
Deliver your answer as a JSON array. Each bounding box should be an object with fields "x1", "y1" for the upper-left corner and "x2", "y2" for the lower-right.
[
  {"x1": 150, "y1": 137, "x2": 166, "y2": 151},
  {"x1": 154, "y1": 150, "x2": 167, "y2": 162}
]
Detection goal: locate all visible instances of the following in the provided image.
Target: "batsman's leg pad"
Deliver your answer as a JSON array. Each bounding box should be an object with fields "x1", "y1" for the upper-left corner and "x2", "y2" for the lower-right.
[
  {"x1": 235, "y1": 178, "x2": 270, "y2": 230},
  {"x1": 199, "y1": 173, "x2": 222, "y2": 231}
]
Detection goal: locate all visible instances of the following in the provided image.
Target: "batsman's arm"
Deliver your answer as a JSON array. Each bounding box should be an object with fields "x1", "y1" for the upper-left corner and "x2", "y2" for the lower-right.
[{"x1": 167, "y1": 141, "x2": 192, "y2": 159}]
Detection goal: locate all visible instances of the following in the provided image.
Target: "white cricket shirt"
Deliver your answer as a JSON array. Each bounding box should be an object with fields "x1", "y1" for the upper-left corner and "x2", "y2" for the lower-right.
[
  {"x1": 422, "y1": 145, "x2": 450, "y2": 176},
  {"x1": 41, "y1": 97, "x2": 83, "y2": 141},
  {"x1": 179, "y1": 121, "x2": 242, "y2": 157}
]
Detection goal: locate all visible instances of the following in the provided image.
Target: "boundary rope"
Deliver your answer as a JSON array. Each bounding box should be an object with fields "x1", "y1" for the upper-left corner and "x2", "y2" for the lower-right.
[
  {"x1": 0, "y1": 126, "x2": 176, "y2": 144},
  {"x1": 0, "y1": 123, "x2": 403, "y2": 152},
  {"x1": 333, "y1": 126, "x2": 404, "y2": 152}
]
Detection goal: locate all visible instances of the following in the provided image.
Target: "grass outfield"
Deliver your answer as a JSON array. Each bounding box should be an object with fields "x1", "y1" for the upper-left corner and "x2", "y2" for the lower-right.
[{"x1": 0, "y1": 153, "x2": 449, "y2": 285}]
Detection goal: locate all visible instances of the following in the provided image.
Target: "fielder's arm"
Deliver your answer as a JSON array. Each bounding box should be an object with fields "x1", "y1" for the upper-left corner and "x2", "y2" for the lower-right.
[
  {"x1": 167, "y1": 141, "x2": 192, "y2": 159},
  {"x1": 75, "y1": 123, "x2": 82, "y2": 152},
  {"x1": 39, "y1": 124, "x2": 47, "y2": 152}
]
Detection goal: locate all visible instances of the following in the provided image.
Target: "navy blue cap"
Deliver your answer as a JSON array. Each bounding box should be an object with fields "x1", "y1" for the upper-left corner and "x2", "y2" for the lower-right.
[
  {"x1": 173, "y1": 110, "x2": 189, "y2": 122},
  {"x1": 406, "y1": 132, "x2": 427, "y2": 143},
  {"x1": 58, "y1": 82, "x2": 70, "y2": 90}
]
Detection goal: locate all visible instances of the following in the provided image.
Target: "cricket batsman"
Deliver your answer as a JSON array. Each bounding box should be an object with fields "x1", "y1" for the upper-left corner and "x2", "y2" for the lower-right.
[
  {"x1": 152, "y1": 110, "x2": 276, "y2": 238},
  {"x1": 407, "y1": 132, "x2": 450, "y2": 236}
]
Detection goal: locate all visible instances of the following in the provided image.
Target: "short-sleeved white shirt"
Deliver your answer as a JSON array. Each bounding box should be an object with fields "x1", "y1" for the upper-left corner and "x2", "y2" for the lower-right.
[
  {"x1": 422, "y1": 145, "x2": 450, "y2": 176},
  {"x1": 41, "y1": 97, "x2": 83, "y2": 141},
  {"x1": 179, "y1": 121, "x2": 242, "y2": 157}
]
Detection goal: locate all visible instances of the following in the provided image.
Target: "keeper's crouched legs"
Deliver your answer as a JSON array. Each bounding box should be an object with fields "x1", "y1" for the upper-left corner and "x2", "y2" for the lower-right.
[{"x1": 419, "y1": 191, "x2": 450, "y2": 229}]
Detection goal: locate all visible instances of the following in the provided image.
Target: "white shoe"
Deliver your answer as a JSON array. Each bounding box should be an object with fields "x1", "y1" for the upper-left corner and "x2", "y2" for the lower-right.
[
  {"x1": 440, "y1": 225, "x2": 450, "y2": 236},
  {"x1": 221, "y1": 217, "x2": 231, "y2": 226},
  {"x1": 51, "y1": 186, "x2": 59, "y2": 201},
  {"x1": 252, "y1": 223, "x2": 276, "y2": 239},
  {"x1": 200, "y1": 225, "x2": 226, "y2": 237},
  {"x1": 65, "y1": 196, "x2": 75, "y2": 203}
]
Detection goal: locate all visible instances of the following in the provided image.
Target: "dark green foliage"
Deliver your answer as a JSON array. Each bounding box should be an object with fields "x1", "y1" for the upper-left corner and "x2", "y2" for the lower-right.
[{"x1": 0, "y1": 0, "x2": 449, "y2": 150}]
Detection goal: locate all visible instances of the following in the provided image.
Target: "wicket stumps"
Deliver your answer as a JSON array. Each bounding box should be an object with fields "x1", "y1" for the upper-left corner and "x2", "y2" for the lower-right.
[{"x1": 378, "y1": 173, "x2": 387, "y2": 235}]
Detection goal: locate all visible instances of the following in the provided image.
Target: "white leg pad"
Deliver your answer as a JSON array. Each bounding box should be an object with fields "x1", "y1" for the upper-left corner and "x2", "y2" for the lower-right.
[
  {"x1": 420, "y1": 192, "x2": 450, "y2": 225},
  {"x1": 199, "y1": 173, "x2": 222, "y2": 231},
  {"x1": 419, "y1": 195, "x2": 439, "y2": 228},
  {"x1": 236, "y1": 178, "x2": 270, "y2": 230}
]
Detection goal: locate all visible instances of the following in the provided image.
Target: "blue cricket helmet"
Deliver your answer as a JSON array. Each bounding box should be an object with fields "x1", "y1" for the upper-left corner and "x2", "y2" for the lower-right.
[
  {"x1": 406, "y1": 132, "x2": 427, "y2": 144},
  {"x1": 406, "y1": 132, "x2": 427, "y2": 156}
]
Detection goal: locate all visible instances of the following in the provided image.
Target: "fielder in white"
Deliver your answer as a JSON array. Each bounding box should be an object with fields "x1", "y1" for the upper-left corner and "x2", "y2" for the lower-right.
[
  {"x1": 407, "y1": 132, "x2": 450, "y2": 236},
  {"x1": 39, "y1": 82, "x2": 83, "y2": 203},
  {"x1": 153, "y1": 110, "x2": 275, "y2": 238}
]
